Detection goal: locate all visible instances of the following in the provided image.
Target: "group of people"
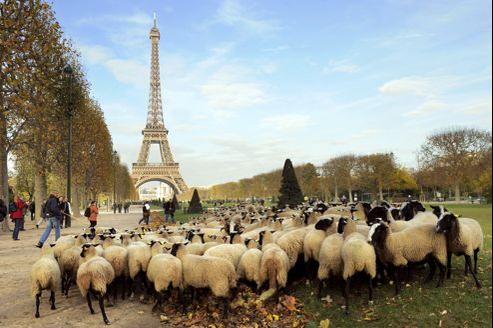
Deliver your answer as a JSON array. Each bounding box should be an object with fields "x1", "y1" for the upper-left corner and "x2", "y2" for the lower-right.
[
  {"x1": 112, "y1": 202, "x2": 130, "y2": 214},
  {"x1": 139, "y1": 198, "x2": 176, "y2": 225}
]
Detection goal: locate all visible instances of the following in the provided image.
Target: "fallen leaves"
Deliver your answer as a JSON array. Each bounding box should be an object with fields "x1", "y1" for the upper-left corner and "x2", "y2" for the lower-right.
[{"x1": 319, "y1": 318, "x2": 330, "y2": 328}]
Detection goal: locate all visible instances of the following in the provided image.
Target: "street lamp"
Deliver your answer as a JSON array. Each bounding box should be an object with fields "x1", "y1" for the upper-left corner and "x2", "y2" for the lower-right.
[
  {"x1": 113, "y1": 150, "x2": 118, "y2": 209},
  {"x1": 64, "y1": 65, "x2": 74, "y2": 225}
]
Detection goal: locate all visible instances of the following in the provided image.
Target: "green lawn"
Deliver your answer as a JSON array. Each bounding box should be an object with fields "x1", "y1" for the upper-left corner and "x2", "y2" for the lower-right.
[{"x1": 296, "y1": 204, "x2": 492, "y2": 327}]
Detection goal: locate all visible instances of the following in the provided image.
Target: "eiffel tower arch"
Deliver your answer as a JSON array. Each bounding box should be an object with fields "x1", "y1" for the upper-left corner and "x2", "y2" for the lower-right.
[{"x1": 132, "y1": 14, "x2": 187, "y2": 196}]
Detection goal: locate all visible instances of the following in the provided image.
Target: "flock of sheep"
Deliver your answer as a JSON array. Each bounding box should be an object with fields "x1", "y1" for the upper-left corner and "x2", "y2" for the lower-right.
[{"x1": 30, "y1": 200, "x2": 484, "y2": 324}]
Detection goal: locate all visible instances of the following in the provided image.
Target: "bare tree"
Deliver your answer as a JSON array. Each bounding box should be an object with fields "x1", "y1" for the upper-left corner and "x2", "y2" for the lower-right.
[{"x1": 420, "y1": 128, "x2": 492, "y2": 202}]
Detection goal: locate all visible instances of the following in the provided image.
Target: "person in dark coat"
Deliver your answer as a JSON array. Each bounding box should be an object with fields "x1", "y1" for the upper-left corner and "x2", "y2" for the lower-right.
[
  {"x1": 139, "y1": 201, "x2": 151, "y2": 225},
  {"x1": 35, "y1": 191, "x2": 61, "y2": 247},
  {"x1": 0, "y1": 199, "x2": 7, "y2": 223},
  {"x1": 29, "y1": 200, "x2": 35, "y2": 221},
  {"x1": 118, "y1": 203, "x2": 122, "y2": 213}
]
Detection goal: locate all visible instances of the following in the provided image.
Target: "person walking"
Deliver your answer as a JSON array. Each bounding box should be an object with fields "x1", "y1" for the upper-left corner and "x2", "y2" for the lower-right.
[
  {"x1": 9, "y1": 195, "x2": 26, "y2": 240},
  {"x1": 0, "y1": 199, "x2": 7, "y2": 224},
  {"x1": 169, "y1": 199, "x2": 176, "y2": 223},
  {"x1": 112, "y1": 202, "x2": 117, "y2": 214},
  {"x1": 118, "y1": 203, "x2": 122, "y2": 214},
  {"x1": 35, "y1": 192, "x2": 61, "y2": 248},
  {"x1": 163, "y1": 199, "x2": 171, "y2": 223},
  {"x1": 29, "y1": 200, "x2": 35, "y2": 221},
  {"x1": 139, "y1": 201, "x2": 150, "y2": 225},
  {"x1": 88, "y1": 201, "x2": 99, "y2": 228}
]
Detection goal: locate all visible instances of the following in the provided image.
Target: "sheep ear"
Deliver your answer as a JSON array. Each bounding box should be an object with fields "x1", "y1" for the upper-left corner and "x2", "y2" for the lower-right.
[
  {"x1": 110, "y1": 236, "x2": 115, "y2": 239},
  {"x1": 93, "y1": 243, "x2": 100, "y2": 247}
]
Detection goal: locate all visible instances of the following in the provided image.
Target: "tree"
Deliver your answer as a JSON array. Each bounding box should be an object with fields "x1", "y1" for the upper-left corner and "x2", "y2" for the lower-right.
[
  {"x1": 323, "y1": 154, "x2": 358, "y2": 202},
  {"x1": 420, "y1": 128, "x2": 492, "y2": 201},
  {"x1": 278, "y1": 159, "x2": 304, "y2": 208},
  {"x1": 187, "y1": 189, "x2": 203, "y2": 213},
  {"x1": 356, "y1": 153, "x2": 396, "y2": 200},
  {"x1": 296, "y1": 163, "x2": 321, "y2": 198},
  {"x1": 172, "y1": 193, "x2": 180, "y2": 210}
]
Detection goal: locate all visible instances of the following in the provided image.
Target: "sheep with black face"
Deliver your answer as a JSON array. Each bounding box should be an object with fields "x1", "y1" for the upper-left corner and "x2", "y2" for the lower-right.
[{"x1": 435, "y1": 212, "x2": 483, "y2": 288}]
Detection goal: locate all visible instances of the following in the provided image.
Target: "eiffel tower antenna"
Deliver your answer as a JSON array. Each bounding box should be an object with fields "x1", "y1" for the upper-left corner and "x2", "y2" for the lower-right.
[{"x1": 132, "y1": 15, "x2": 188, "y2": 195}]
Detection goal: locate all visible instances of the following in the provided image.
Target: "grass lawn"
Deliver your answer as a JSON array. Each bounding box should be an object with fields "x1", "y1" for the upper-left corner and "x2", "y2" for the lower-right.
[{"x1": 296, "y1": 204, "x2": 492, "y2": 327}]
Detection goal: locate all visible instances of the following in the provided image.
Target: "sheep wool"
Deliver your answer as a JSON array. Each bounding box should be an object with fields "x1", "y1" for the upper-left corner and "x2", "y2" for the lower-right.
[
  {"x1": 127, "y1": 242, "x2": 152, "y2": 280},
  {"x1": 237, "y1": 248, "x2": 263, "y2": 289},
  {"x1": 303, "y1": 218, "x2": 337, "y2": 262},
  {"x1": 276, "y1": 227, "x2": 310, "y2": 269},
  {"x1": 147, "y1": 252, "x2": 183, "y2": 292},
  {"x1": 76, "y1": 244, "x2": 115, "y2": 298},
  {"x1": 317, "y1": 233, "x2": 344, "y2": 281}
]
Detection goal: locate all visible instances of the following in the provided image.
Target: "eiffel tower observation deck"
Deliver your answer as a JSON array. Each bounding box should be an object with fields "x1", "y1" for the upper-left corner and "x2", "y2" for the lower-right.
[{"x1": 131, "y1": 14, "x2": 187, "y2": 194}]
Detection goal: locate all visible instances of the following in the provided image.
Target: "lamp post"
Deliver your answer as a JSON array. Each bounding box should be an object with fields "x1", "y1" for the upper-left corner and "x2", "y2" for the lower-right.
[
  {"x1": 113, "y1": 150, "x2": 117, "y2": 211},
  {"x1": 64, "y1": 65, "x2": 74, "y2": 226}
]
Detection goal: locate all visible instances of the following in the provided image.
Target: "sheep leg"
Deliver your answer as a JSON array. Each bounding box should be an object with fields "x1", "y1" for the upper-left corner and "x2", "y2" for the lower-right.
[
  {"x1": 344, "y1": 277, "x2": 351, "y2": 315},
  {"x1": 465, "y1": 255, "x2": 482, "y2": 289},
  {"x1": 97, "y1": 292, "x2": 111, "y2": 325},
  {"x1": 317, "y1": 278, "x2": 324, "y2": 299},
  {"x1": 86, "y1": 292, "x2": 95, "y2": 314},
  {"x1": 446, "y1": 252, "x2": 452, "y2": 279},
  {"x1": 151, "y1": 292, "x2": 162, "y2": 313},
  {"x1": 121, "y1": 277, "x2": 126, "y2": 300},
  {"x1": 221, "y1": 297, "x2": 229, "y2": 319},
  {"x1": 367, "y1": 274, "x2": 373, "y2": 302},
  {"x1": 65, "y1": 274, "x2": 72, "y2": 296},
  {"x1": 424, "y1": 258, "x2": 436, "y2": 283},
  {"x1": 464, "y1": 255, "x2": 469, "y2": 276},
  {"x1": 474, "y1": 249, "x2": 479, "y2": 274},
  {"x1": 35, "y1": 292, "x2": 41, "y2": 318},
  {"x1": 179, "y1": 289, "x2": 186, "y2": 313},
  {"x1": 394, "y1": 266, "x2": 402, "y2": 295},
  {"x1": 49, "y1": 290, "x2": 56, "y2": 310},
  {"x1": 436, "y1": 260, "x2": 446, "y2": 288}
]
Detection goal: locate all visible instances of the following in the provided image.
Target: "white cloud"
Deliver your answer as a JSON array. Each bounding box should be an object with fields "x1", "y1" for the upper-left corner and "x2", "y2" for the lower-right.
[
  {"x1": 215, "y1": 0, "x2": 279, "y2": 34},
  {"x1": 379, "y1": 76, "x2": 431, "y2": 96},
  {"x1": 79, "y1": 44, "x2": 113, "y2": 64},
  {"x1": 404, "y1": 100, "x2": 447, "y2": 117},
  {"x1": 461, "y1": 100, "x2": 492, "y2": 116},
  {"x1": 76, "y1": 12, "x2": 152, "y2": 26},
  {"x1": 200, "y1": 64, "x2": 268, "y2": 110},
  {"x1": 261, "y1": 114, "x2": 311, "y2": 131},
  {"x1": 324, "y1": 60, "x2": 360, "y2": 74}
]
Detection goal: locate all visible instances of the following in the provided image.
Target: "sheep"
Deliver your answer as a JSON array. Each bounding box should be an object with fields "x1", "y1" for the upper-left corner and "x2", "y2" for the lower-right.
[
  {"x1": 173, "y1": 243, "x2": 237, "y2": 318},
  {"x1": 337, "y1": 217, "x2": 377, "y2": 315},
  {"x1": 77, "y1": 243, "x2": 115, "y2": 325},
  {"x1": 303, "y1": 217, "x2": 337, "y2": 263},
  {"x1": 126, "y1": 238, "x2": 152, "y2": 298},
  {"x1": 368, "y1": 221, "x2": 448, "y2": 295},
  {"x1": 276, "y1": 226, "x2": 310, "y2": 269},
  {"x1": 101, "y1": 235, "x2": 129, "y2": 301},
  {"x1": 258, "y1": 231, "x2": 290, "y2": 296},
  {"x1": 184, "y1": 231, "x2": 206, "y2": 255},
  {"x1": 366, "y1": 206, "x2": 411, "y2": 232},
  {"x1": 58, "y1": 233, "x2": 88, "y2": 296},
  {"x1": 316, "y1": 230, "x2": 344, "y2": 298},
  {"x1": 203, "y1": 232, "x2": 247, "y2": 269},
  {"x1": 146, "y1": 241, "x2": 184, "y2": 312},
  {"x1": 400, "y1": 201, "x2": 438, "y2": 224},
  {"x1": 237, "y1": 246, "x2": 263, "y2": 291},
  {"x1": 52, "y1": 235, "x2": 77, "y2": 260},
  {"x1": 435, "y1": 212, "x2": 483, "y2": 288},
  {"x1": 31, "y1": 243, "x2": 61, "y2": 318}
]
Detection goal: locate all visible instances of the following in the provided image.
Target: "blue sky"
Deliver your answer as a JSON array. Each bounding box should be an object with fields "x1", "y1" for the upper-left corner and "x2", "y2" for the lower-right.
[{"x1": 51, "y1": 0, "x2": 492, "y2": 187}]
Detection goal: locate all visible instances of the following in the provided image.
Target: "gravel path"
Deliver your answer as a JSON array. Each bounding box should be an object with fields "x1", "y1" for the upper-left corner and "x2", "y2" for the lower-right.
[{"x1": 0, "y1": 210, "x2": 163, "y2": 328}]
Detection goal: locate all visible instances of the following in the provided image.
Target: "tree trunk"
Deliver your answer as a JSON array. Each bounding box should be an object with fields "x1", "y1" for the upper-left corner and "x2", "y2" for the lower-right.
[
  {"x1": 0, "y1": 113, "x2": 10, "y2": 232},
  {"x1": 72, "y1": 184, "x2": 81, "y2": 217},
  {"x1": 378, "y1": 182, "x2": 384, "y2": 201},
  {"x1": 348, "y1": 185, "x2": 353, "y2": 203},
  {"x1": 454, "y1": 183, "x2": 460, "y2": 202},
  {"x1": 333, "y1": 183, "x2": 339, "y2": 202},
  {"x1": 34, "y1": 168, "x2": 47, "y2": 222}
]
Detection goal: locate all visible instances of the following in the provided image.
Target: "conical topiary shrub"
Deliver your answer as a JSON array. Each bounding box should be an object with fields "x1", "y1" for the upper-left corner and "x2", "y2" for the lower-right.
[
  {"x1": 187, "y1": 189, "x2": 203, "y2": 213},
  {"x1": 278, "y1": 158, "x2": 304, "y2": 208},
  {"x1": 172, "y1": 194, "x2": 180, "y2": 210}
]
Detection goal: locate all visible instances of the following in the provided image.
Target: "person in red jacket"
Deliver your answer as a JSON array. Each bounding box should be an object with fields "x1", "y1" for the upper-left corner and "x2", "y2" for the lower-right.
[{"x1": 9, "y1": 195, "x2": 26, "y2": 240}]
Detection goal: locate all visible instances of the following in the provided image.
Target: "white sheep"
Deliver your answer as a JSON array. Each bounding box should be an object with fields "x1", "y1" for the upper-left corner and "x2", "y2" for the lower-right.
[
  {"x1": 204, "y1": 232, "x2": 247, "y2": 269},
  {"x1": 276, "y1": 226, "x2": 310, "y2": 269},
  {"x1": 58, "y1": 233, "x2": 87, "y2": 296},
  {"x1": 435, "y1": 212, "x2": 483, "y2": 288},
  {"x1": 31, "y1": 243, "x2": 61, "y2": 318},
  {"x1": 146, "y1": 242, "x2": 184, "y2": 312},
  {"x1": 317, "y1": 229, "x2": 344, "y2": 298},
  {"x1": 368, "y1": 221, "x2": 447, "y2": 295},
  {"x1": 338, "y1": 218, "x2": 377, "y2": 315},
  {"x1": 174, "y1": 243, "x2": 237, "y2": 318},
  {"x1": 237, "y1": 247, "x2": 263, "y2": 291},
  {"x1": 258, "y1": 231, "x2": 290, "y2": 295},
  {"x1": 101, "y1": 235, "x2": 129, "y2": 301},
  {"x1": 303, "y1": 217, "x2": 337, "y2": 263},
  {"x1": 77, "y1": 243, "x2": 115, "y2": 325}
]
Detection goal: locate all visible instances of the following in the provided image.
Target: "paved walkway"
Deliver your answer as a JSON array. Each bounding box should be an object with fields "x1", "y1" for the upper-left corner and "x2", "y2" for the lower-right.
[{"x1": 0, "y1": 212, "x2": 162, "y2": 328}]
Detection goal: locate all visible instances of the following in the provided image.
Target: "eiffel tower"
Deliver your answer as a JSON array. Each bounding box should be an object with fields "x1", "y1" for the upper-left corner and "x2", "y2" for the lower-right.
[{"x1": 132, "y1": 14, "x2": 187, "y2": 195}]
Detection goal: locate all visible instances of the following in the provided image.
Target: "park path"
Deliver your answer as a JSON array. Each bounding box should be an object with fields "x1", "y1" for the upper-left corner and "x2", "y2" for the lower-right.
[{"x1": 0, "y1": 210, "x2": 164, "y2": 328}]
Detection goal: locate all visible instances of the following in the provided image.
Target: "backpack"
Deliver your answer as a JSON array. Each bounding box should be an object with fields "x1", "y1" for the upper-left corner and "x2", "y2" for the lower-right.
[
  {"x1": 8, "y1": 202, "x2": 17, "y2": 213},
  {"x1": 84, "y1": 207, "x2": 91, "y2": 218}
]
